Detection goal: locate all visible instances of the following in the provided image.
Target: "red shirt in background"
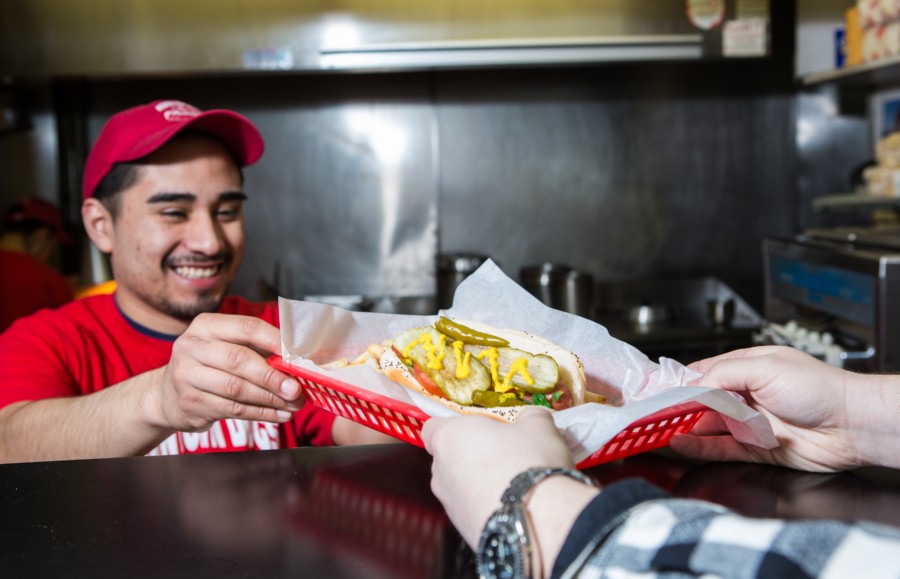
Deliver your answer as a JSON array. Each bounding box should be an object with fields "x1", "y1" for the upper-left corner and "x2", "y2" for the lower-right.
[
  {"x1": 0, "y1": 293, "x2": 335, "y2": 454},
  {"x1": 0, "y1": 248, "x2": 73, "y2": 332}
]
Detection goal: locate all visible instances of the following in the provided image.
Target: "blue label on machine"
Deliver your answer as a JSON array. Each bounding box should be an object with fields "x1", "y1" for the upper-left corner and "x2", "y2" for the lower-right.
[{"x1": 769, "y1": 255, "x2": 875, "y2": 326}]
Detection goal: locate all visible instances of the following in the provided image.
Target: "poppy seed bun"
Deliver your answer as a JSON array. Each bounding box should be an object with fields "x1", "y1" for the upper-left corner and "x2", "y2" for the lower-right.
[{"x1": 377, "y1": 320, "x2": 586, "y2": 422}]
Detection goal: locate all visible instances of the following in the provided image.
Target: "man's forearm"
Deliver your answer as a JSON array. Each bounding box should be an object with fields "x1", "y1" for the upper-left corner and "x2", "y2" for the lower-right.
[
  {"x1": 330, "y1": 416, "x2": 401, "y2": 446},
  {"x1": 0, "y1": 368, "x2": 173, "y2": 462}
]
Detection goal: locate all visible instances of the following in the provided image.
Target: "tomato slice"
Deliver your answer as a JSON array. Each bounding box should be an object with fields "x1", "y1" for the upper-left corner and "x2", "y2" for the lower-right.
[
  {"x1": 523, "y1": 388, "x2": 572, "y2": 410},
  {"x1": 412, "y1": 361, "x2": 448, "y2": 399},
  {"x1": 390, "y1": 345, "x2": 448, "y2": 399},
  {"x1": 550, "y1": 388, "x2": 573, "y2": 411}
]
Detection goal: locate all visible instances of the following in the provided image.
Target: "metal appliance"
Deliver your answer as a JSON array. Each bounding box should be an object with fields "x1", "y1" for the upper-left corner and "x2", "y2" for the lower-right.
[
  {"x1": 592, "y1": 277, "x2": 763, "y2": 365},
  {"x1": 438, "y1": 253, "x2": 490, "y2": 309},
  {"x1": 758, "y1": 234, "x2": 900, "y2": 372},
  {"x1": 520, "y1": 263, "x2": 593, "y2": 318}
]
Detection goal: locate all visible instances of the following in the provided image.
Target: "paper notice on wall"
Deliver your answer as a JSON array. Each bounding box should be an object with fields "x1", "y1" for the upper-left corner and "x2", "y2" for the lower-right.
[{"x1": 723, "y1": 18, "x2": 768, "y2": 57}]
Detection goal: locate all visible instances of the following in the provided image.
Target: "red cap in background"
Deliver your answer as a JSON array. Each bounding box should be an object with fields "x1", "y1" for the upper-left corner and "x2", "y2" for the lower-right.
[
  {"x1": 82, "y1": 100, "x2": 265, "y2": 200},
  {"x1": 3, "y1": 198, "x2": 72, "y2": 244}
]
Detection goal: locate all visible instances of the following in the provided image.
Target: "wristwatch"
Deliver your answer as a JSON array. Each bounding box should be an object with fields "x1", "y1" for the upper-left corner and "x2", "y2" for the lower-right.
[{"x1": 476, "y1": 467, "x2": 596, "y2": 579}]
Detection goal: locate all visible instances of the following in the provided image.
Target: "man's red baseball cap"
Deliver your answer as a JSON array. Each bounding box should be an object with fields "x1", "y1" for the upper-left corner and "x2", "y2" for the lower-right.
[{"x1": 82, "y1": 100, "x2": 265, "y2": 200}]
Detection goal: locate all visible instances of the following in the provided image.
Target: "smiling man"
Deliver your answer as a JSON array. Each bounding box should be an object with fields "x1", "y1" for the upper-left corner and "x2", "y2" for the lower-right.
[{"x1": 0, "y1": 100, "x2": 390, "y2": 462}]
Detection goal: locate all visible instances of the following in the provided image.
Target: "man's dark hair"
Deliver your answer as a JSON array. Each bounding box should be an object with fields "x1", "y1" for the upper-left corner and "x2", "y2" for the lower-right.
[
  {"x1": 90, "y1": 132, "x2": 245, "y2": 219},
  {"x1": 92, "y1": 163, "x2": 141, "y2": 218}
]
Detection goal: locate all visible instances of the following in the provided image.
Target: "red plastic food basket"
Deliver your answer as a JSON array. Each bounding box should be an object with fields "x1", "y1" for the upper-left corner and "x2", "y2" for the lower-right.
[{"x1": 269, "y1": 355, "x2": 707, "y2": 469}]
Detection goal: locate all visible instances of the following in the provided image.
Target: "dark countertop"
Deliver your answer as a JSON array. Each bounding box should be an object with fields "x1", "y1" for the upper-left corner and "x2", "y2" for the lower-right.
[{"x1": 2, "y1": 444, "x2": 900, "y2": 579}]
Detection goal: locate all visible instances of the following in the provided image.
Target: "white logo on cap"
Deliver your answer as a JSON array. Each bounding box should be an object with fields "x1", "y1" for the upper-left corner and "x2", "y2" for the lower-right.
[{"x1": 155, "y1": 100, "x2": 201, "y2": 122}]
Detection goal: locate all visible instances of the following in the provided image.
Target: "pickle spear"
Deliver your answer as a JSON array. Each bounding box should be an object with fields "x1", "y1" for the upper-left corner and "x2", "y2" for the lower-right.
[
  {"x1": 468, "y1": 345, "x2": 559, "y2": 394},
  {"x1": 393, "y1": 326, "x2": 492, "y2": 405},
  {"x1": 435, "y1": 317, "x2": 509, "y2": 347},
  {"x1": 471, "y1": 390, "x2": 525, "y2": 408}
]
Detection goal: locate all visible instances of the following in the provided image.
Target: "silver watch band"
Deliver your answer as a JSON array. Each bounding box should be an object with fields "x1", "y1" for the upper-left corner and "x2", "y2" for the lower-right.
[
  {"x1": 477, "y1": 467, "x2": 596, "y2": 579},
  {"x1": 502, "y1": 467, "x2": 597, "y2": 505}
]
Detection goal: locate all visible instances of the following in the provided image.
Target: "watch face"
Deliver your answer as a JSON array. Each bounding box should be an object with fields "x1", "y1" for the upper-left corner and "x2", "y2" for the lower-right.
[
  {"x1": 476, "y1": 508, "x2": 529, "y2": 579},
  {"x1": 479, "y1": 528, "x2": 523, "y2": 579}
]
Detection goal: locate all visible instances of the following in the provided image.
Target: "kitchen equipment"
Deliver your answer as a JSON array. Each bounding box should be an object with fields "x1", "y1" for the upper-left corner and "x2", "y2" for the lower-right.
[
  {"x1": 370, "y1": 295, "x2": 437, "y2": 316},
  {"x1": 437, "y1": 253, "x2": 489, "y2": 309},
  {"x1": 626, "y1": 303, "x2": 671, "y2": 327},
  {"x1": 269, "y1": 355, "x2": 706, "y2": 469},
  {"x1": 593, "y1": 277, "x2": 762, "y2": 364},
  {"x1": 303, "y1": 295, "x2": 374, "y2": 311},
  {"x1": 303, "y1": 295, "x2": 437, "y2": 315},
  {"x1": 707, "y1": 298, "x2": 735, "y2": 327},
  {"x1": 758, "y1": 235, "x2": 900, "y2": 372},
  {"x1": 520, "y1": 263, "x2": 594, "y2": 317}
]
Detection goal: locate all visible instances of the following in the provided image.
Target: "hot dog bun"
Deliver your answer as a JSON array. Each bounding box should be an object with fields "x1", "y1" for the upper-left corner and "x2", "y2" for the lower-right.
[{"x1": 377, "y1": 320, "x2": 587, "y2": 422}]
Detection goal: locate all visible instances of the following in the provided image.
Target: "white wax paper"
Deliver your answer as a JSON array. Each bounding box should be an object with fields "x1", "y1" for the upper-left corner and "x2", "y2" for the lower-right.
[{"x1": 280, "y1": 260, "x2": 776, "y2": 462}]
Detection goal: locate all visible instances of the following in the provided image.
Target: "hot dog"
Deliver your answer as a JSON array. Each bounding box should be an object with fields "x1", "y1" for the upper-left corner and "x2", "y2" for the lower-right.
[{"x1": 332, "y1": 317, "x2": 591, "y2": 422}]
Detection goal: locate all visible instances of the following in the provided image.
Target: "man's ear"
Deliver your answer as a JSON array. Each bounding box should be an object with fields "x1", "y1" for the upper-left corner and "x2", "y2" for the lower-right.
[{"x1": 82, "y1": 198, "x2": 114, "y2": 254}]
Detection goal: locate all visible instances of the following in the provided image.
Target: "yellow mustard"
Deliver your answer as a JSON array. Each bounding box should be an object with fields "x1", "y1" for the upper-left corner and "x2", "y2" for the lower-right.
[
  {"x1": 477, "y1": 348, "x2": 502, "y2": 390},
  {"x1": 502, "y1": 358, "x2": 534, "y2": 389},
  {"x1": 403, "y1": 332, "x2": 448, "y2": 370},
  {"x1": 452, "y1": 341, "x2": 472, "y2": 379},
  {"x1": 476, "y1": 348, "x2": 532, "y2": 392}
]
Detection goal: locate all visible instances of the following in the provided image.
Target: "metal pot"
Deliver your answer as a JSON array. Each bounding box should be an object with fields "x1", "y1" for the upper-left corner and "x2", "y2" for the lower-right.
[
  {"x1": 519, "y1": 263, "x2": 594, "y2": 317},
  {"x1": 707, "y1": 298, "x2": 735, "y2": 327},
  {"x1": 625, "y1": 304, "x2": 671, "y2": 326},
  {"x1": 437, "y1": 253, "x2": 490, "y2": 309}
]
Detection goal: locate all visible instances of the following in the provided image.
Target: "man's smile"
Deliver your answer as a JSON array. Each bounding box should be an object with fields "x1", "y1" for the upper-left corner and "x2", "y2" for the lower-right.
[{"x1": 172, "y1": 264, "x2": 222, "y2": 280}]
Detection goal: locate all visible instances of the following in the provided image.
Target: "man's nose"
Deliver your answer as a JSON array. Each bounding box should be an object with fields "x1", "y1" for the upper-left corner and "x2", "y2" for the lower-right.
[{"x1": 183, "y1": 212, "x2": 224, "y2": 255}]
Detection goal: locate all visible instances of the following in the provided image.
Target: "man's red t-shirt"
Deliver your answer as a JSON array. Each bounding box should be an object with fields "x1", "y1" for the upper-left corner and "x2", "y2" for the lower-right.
[
  {"x1": 0, "y1": 249, "x2": 73, "y2": 332},
  {"x1": 0, "y1": 293, "x2": 335, "y2": 455}
]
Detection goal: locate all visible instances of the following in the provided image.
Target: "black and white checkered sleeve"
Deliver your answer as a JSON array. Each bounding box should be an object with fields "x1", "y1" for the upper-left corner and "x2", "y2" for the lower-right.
[{"x1": 553, "y1": 479, "x2": 900, "y2": 579}]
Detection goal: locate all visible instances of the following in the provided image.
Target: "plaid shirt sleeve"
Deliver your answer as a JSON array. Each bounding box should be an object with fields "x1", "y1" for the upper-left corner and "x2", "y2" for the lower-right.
[{"x1": 552, "y1": 479, "x2": 900, "y2": 579}]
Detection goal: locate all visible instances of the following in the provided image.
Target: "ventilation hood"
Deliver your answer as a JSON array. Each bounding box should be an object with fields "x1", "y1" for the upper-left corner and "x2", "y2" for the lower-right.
[{"x1": 0, "y1": 0, "x2": 765, "y2": 76}]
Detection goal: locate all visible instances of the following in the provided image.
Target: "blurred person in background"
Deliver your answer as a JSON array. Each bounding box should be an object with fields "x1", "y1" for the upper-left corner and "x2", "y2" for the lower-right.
[{"x1": 0, "y1": 197, "x2": 74, "y2": 332}]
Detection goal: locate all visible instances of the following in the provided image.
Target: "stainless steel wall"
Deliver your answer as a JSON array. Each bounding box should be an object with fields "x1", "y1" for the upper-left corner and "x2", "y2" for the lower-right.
[
  {"x1": 82, "y1": 75, "x2": 439, "y2": 301},
  {"x1": 435, "y1": 63, "x2": 799, "y2": 306},
  {"x1": 75, "y1": 53, "x2": 807, "y2": 309}
]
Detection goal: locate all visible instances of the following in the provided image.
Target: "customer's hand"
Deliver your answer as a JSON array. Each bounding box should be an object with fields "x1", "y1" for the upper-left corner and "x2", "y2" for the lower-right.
[
  {"x1": 152, "y1": 313, "x2": 303, "y2": 432},
  {"x1": 671, "y1": 346, "x2": 865, "y2": 472},
  {"x1": 421, "y1": 407, "x2": 573, "y2": 547}
]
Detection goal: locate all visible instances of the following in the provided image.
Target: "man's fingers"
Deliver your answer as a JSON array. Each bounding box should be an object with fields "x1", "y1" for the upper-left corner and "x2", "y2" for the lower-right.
[
  {"x1": 687, "y1": 346, "x2": 783, "y2": 374},
  {"x1": 669, "y1": 433, "x2": 760, "y2": 464},
  {"x1": 175, "y1": 335, "x2": 301, "y2": 404},
  {"x1": 420, "y1": 416, "x2": 447, "y2": 452},
  {"x1": 178, "y1": 364, "x2": 304, "y2": 412},
  {"x1": 181, "y1": 387, "x2": 297, "y2": 428},
  {"x1": 188, "y1": 314, "x2": 283, "y2": 356},
  {"x1": 685, "y1": 410, "x2": 731, "y2": 436},
  {"x1": 691, "y1": 357, "x2": 772, "y2": 396},
  {"x1": 422, "y1": 415, "x2": 489, "y2": 453}
]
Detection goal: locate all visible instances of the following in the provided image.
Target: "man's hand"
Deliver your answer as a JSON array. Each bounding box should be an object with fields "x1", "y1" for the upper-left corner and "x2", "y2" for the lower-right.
[
  {"x1": 152, "y1": 313, "x2": 304, "y2": 432},
  {"x1": 671, "y1": 346, "x2": 867, "y2": 472},
  {"x1": 421, "y1": 407, "x2": 574, "y2": 548}
]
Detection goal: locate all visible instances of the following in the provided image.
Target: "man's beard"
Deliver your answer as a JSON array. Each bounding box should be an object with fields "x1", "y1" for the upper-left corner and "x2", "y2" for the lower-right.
[
  {"x1": 156, "y1": 252, "x2": 233, "y2": 320},
  {"x1": 160, "y1": 292, "x2": 225, "y2": 321}
]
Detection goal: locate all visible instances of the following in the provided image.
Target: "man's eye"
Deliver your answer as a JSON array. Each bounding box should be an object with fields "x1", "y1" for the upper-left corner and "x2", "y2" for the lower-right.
[
  {"x1": 161, "y1": 210, "x2": 188, "y2": 219},
  {"x1": 217, "y1": 207, "x2": 242, "y2": 219}
]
